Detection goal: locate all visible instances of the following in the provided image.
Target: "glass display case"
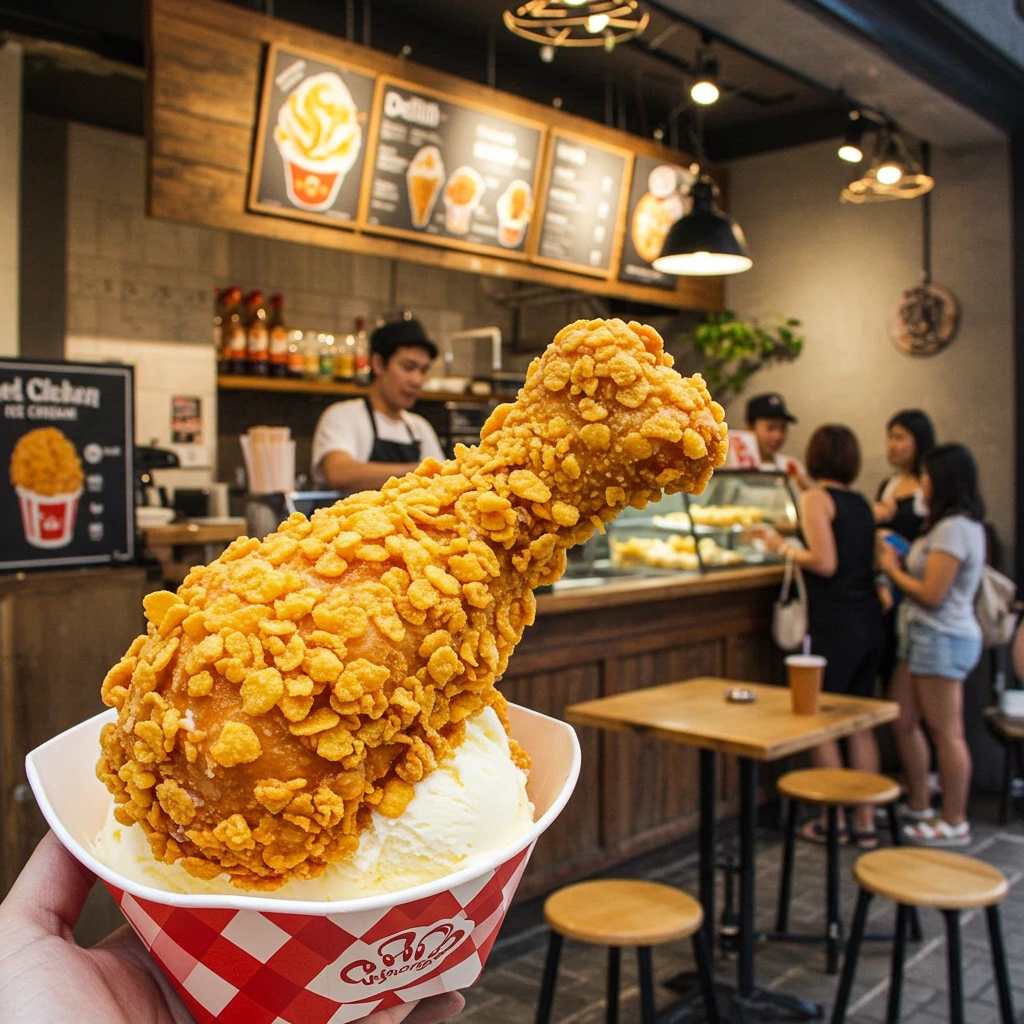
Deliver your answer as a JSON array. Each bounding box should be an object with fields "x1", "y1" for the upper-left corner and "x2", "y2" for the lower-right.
[{"x1": 559, "y1": 469, "x2": 799, "y2": 585}]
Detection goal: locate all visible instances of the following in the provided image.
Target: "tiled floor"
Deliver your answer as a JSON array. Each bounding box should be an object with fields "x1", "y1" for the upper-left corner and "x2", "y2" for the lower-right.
[{"x1": 455, "y1": 802, "x2": 1024, "y2": 1023}]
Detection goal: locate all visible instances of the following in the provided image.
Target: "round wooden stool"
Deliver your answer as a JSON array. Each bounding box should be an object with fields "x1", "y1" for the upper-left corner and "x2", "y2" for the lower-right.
[
  {"x1": 775, "y1": 768, "x2": 914, "y2": 974},
  {"x1": 535, "y1": 879, "x2": 721, "y2": 1024},
  {"x1": 831, "y1": 848, "x2": 1014, "y2": 1024}
]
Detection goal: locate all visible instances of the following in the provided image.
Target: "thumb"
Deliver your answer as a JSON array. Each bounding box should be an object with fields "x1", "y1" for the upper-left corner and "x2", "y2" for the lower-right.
[{"x1": 0, "y1": 832, "x2": 95, "y2": 940}]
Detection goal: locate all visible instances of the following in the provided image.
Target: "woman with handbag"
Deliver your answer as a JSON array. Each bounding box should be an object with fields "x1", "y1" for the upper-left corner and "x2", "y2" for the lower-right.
[
  {"x1": 877, "y1": 443, "x2": 987, "y2": 846},
  {"x1": 761, "y1": 425, "x2": 884, "y2": 847}
]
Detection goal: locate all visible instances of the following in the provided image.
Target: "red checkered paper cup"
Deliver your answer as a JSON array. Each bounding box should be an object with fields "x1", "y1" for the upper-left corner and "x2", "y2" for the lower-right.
[
  {"x1": 16, "y1": 485, "x2": 82, "y2": 548},
  {"x1": 26, "y1": 703, "x2": 581, "y2": 1023}
]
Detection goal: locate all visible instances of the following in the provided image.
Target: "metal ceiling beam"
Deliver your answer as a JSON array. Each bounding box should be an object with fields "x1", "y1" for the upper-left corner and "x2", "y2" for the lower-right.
[{"x1": 786, "y1": 0, "x2": 1024, "y2": 133}]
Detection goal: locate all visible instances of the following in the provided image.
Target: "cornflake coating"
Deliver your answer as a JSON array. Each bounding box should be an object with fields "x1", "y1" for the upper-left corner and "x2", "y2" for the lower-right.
[{"x1": 96, "y1": 319, "x2": 727, "y2": 889}]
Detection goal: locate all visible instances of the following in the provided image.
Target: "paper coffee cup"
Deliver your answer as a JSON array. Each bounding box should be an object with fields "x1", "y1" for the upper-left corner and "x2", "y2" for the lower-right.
[
  {"x1": 26, "y1": 703, "x2": 580, "y2": 1023},
  {"x1": 785, "y1": 654, "x2": 827, "y2": 715},
  {"x1": 16, "y1": 485, "x2": 82, "y2": 548}
]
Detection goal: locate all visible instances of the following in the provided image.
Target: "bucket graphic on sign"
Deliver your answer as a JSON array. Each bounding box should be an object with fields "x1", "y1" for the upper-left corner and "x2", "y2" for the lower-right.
[
  {"x1": 26, "y1": 703, "x2": 581, "y2": 1023},
  {"x1": 10, "y1": 427, "x2": 85, "y2": 548}
]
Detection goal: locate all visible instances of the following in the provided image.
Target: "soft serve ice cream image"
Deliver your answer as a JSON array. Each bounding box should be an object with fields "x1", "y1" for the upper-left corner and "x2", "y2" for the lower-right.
[
  {"x1": 274, "y1": 71, "x2": 362, "y2": 213},
  {"x1": 496, "y1": 179, "x2": 533, "y2": 248},
  {"x1": 442, "y1": 166, "x2": 485, "y2": 235},
  {"x1": 27, "y1": 319, "x2": 727, "y2": 1021},
  {"x1": 406, "y1": 145, "x2": 446, "y2": 228}
]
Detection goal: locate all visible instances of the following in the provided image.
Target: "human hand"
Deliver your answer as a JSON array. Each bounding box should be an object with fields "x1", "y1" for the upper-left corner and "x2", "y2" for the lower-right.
[
  {"x1": 873, "y1": 498, "x2": 896, "y2": 524},
  {"x1": 876, "y1": 539, "x2": 901, "y2": 577},
  {"x1": 759, "y1": 528, "x2": 786, "y2": 555},
  {"x1": 0, "y1": 833, "x2": 464, "y2": 1024}
]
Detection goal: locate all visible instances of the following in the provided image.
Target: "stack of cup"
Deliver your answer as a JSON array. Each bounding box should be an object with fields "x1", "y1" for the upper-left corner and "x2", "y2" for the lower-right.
[
  {"x1": 240, "y1": 426, "x2": 296, "y2": 494},
  {"x1": 785, "y1": 654, "x2": 827, "y2": 715}
]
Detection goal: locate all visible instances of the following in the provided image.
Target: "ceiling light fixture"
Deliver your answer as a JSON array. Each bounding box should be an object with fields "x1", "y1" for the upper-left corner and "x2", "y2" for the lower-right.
[
  {"x1": 837, "y1": 111, "x2": 864, "y2": 163},
  {"x1": 689, "y1": 42, "x2": 720, "y2": 106},
  {"x1": 504, "y1": 1, "x2": 648, "y2": 50},
  {"x1": 652, "y1": 176, "x2": 752, "y2": 276},
  {"x1": 841, "y1": 127, "x2": 934, "y2": 203}
]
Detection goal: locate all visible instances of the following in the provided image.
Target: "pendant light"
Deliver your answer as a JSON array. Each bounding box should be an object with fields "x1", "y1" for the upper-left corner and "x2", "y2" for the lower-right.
[
  {"x1": 837, "y1": 111, "x2": 864, "y2": 163},
  {"x1": 652, "y1": 175, "x2": 752, "y2": 276}
]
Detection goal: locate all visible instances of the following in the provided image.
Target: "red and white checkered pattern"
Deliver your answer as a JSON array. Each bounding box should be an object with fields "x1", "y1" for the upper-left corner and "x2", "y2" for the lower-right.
[{"x1": 104, "y1": 842, "x2": 535, "y2": 1023}]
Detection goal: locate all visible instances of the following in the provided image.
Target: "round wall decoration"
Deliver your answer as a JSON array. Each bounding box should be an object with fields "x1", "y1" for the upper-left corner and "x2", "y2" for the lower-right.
[{"x1": 891, "y1": 282, "x2": 960, "y2": 356}]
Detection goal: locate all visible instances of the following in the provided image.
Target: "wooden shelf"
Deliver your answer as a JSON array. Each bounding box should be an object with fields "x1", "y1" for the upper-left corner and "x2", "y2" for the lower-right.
[{"x1": 217, "y1": 375, "x2": 502, "y2": 404}]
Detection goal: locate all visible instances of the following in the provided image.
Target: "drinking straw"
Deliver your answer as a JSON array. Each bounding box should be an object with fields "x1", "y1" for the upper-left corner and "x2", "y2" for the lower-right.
[{"x1": 802, "y1": 635, "x2": 811, "y2": 656}]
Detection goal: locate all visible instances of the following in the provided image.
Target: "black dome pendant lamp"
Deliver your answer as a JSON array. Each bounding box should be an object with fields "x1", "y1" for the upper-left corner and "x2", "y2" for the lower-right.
[{"x1": 652, "y1": 175, "x2": 752, "y2": 276}]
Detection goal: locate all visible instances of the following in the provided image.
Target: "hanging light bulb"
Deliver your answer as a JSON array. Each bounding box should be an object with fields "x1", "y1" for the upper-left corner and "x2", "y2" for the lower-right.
[
  {"x1": 875, "y1": 134, "x2": 904, "y2": 185},
  {"x1": 837, "y1": 112, "x2": 864, "y2": 163},
  {"x1": 586, "y1": 12, "x2": 610, "y2": 33},
  {"x1": 690, "y1": 51, "x2": 720, "y2": 106},
  {"x1": 539, "y1": 43, "x2": 555, "y2": 62},
  {"x1": 563, "y1": 0, "x2": 589, "y2": 5},
  {"x1": 652, "y1": 176, "x2": 752, "y2": 276}
]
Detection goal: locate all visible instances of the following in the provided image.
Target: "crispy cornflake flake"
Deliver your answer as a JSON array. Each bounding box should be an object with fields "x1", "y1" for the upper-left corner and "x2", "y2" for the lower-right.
[
  {"x1": 209, "y1": 722, "x2": 262, "y2": 767},
  {"x1": 240, "y1": 667, "x2": 285, "y2": 716}
]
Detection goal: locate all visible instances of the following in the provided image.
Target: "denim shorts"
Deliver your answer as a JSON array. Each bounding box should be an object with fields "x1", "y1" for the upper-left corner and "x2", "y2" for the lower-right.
[{"x1": 899, "y1": 619, "x2": 982, "y2": 680}]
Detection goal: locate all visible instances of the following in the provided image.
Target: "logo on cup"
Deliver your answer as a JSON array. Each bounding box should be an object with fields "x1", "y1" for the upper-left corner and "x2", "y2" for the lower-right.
[{"x1": 333, "y1": 919, "x2": 469, "y2": 999}]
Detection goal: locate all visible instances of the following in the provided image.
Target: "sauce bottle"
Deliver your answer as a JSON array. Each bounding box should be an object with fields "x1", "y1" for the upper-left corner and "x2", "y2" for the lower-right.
[
  {"x1": 267, "y1": 294, "x2": 289, "y2": 378},
  {"x1": 222, "y1": 287, "x2": 247, "y2": 376},
  {"x1": 245, "y1": 290, "x2": 269, "y2": 376}
]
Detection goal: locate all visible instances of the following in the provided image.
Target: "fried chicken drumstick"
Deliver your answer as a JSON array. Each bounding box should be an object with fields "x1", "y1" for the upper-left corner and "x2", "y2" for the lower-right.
[{"x1": 98, "y1": 319, "x2": 728, "y2": 889}]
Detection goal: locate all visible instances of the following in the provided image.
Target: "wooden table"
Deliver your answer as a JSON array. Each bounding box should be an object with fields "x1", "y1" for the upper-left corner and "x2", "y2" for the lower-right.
[
  {"x1": 567, "y1": 677, "x2": 898, "y2": 1022},
  {"x1": 141, "y1": 519, "x2": 248, "y2": 586}
]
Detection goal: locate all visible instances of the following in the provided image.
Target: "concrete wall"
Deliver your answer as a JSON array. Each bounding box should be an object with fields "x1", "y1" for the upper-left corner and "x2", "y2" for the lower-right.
[
  {"x1": 723, "y1": 137, "x2": 1015, "y2": 564},
  {"x1": 0, "y1": 44, "x2": 21, "y2": 357}
]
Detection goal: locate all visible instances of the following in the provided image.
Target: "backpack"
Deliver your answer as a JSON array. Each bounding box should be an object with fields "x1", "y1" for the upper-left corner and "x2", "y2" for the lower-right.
[{"x1": 976, "y1": 564, "x2": 1018, "y2": 649}]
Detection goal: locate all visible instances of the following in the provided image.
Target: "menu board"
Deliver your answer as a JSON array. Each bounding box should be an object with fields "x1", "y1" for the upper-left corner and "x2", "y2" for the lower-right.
[
  {"x1": 249, "y1": 45, "x2": 376, "y2": 226},
  {"x1": 618, "y1": 154, "x2": 698, "y2": 291},
  {"x1": 364, "y1": 78, "x2": 543, "y2": 257},
  {"x1": 0, "y1": 360, "x2": 134, "y2": 571},
  {"x1": 535, "y1": 133, "x2": 629, "y2": 277}
]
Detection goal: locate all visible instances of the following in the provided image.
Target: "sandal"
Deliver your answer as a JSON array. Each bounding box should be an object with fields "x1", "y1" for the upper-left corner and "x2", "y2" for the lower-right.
[
  {"x1": 799, "y1": 820, "x2": 848, "y2": 845},
  {"x1": 848, "y1": 829, "x2": 880, "y2": 851},
  {"x1": 900, "y1": 803, "x2": 938, "y2": 823},
  {"x1": 904, "y1": 819, "x2": 971, "y2": 847}
]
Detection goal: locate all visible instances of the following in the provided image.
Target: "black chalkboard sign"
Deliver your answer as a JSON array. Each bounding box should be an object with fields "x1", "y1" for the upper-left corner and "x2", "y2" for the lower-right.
[
  {"x1": 364, "y1": 77, "x2": 544, "y2": 258},
  {"x1": 249, "y1": 44, "x2": 377, "y2": 227},
  {"x1": 535, "y1": 132, "x2": 630, "y2": 278},
  {"x1": 618, "y1": 154, "x2": 697, "y2": 290},
  {"x1": 0, "y1": 360, "x2": 134, "y2": 571}
]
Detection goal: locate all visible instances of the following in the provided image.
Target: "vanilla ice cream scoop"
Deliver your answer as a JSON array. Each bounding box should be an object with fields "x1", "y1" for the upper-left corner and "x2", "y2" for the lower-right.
[{"x1": 93, "y1": 706, "x2": 533, "y2": 901}]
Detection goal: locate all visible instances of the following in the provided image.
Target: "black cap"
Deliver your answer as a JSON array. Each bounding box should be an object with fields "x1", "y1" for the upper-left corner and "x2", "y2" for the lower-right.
[
  {"x1": 746, "y1": 392, "x2": 797, "y2": 424},
  {"x1": 370, "y1": 317, "x2": 438, "y2": 361}
]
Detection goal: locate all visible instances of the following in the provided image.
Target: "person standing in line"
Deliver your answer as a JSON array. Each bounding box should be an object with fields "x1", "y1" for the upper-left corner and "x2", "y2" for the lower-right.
[
  {"x1": 760, "y1": 425, "x2": 884, "y2": 847},
  {"x1": 312, "y1": 317, "x2": 446, "y2": 493},
  {"x1": 744, "y1": 392, "x2": 812, "y2": 490},
  {"x1": 877, "y1": 444, "x2": 987, "y2": 846},
  {"x1": 873, "y1": 409, "x2": 935, "y2": 538}
]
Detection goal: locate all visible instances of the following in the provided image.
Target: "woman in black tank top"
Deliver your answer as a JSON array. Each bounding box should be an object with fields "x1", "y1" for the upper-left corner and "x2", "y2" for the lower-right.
[{"x1": 761, "y1": 426, "x2": 884, "y2": 846}]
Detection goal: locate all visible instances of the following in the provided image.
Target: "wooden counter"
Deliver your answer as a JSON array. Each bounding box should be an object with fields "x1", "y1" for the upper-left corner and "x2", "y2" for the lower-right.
[{"x1": 503, "y1": 565, "x2": 785, "y2": 901}]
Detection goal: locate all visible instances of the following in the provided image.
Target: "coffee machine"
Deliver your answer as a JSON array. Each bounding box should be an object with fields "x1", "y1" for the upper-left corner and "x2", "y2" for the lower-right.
[{"x1": 134, "y1": 445, "x2": 179, "y2": 508}]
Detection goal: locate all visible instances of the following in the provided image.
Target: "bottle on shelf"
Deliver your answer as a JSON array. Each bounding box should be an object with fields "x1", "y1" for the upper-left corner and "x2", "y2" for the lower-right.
[
  {"x1": 286, "y1": 329, "x2": 305, "y2": 379},
  {"x1": 318, "y1": 333, "x2": 335, "y2": 380},
  {"x1": 334, "y1": 328, "x2": 356, "y2": 382},
  {"x1": 353, "y1": 317, "x2": 371, "y2": 385},
  {"x1": 213, "y1": 289, "x2": 225, "y2": 372},
  {"x1": 222, "y1": 286, "x2": 247, "y2": 376},
  {"x1": 267, "y1": 293, "x2": 289, "y2": 379},
  {"x1": 245, "y1": 290, "x2": 270, "y2": 377},
  {"x1": 302, "y1": 330, "x2": 321, "y2": 379}
]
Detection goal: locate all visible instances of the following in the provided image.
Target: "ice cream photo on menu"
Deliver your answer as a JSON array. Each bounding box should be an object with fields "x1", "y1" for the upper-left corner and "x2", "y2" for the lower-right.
[
  {"x1": 10, "y1": 426, "x2": 84, "y2": 548},
  {"x1": 274, "y1": 71, "x2": 363, "y2": 212}
]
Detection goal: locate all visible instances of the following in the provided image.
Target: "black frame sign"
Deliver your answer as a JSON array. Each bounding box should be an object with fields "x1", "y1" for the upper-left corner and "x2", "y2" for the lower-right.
[
  {"x1": 0, "y1": 360, "x2": 134, "y2": 571},
  {"x1": 618, "y1": 153, "x2": 698, "y2": 291},
  {"x1": 361, "y1": 76, "x2": 545, "y2": 259},
  {"x1": 534, "y1": 132, "x2": 631, "y2": 278},
  {"x1": 249, "y1": 43, "x2": 377, "y2": 228}
]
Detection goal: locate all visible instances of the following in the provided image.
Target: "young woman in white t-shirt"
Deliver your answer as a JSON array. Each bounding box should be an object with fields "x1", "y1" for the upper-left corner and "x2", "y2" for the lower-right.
[{"x1": 877, "y1": 444, "x2": 987, "y2": 847}]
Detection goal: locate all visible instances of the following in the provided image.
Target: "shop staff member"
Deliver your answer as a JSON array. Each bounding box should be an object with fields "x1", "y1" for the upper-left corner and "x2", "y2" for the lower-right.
[
  {"x1": 746, "y1": 391, "x2": 810, "y2": 488},
  {"x1": 312, "y1": 317, "x2": 446, "y2": 492}
]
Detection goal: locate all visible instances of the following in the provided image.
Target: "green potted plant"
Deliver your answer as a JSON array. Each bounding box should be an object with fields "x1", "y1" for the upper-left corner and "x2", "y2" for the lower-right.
[{"x1": 685, "y1": 310, "x2": 804, "y2": 399}]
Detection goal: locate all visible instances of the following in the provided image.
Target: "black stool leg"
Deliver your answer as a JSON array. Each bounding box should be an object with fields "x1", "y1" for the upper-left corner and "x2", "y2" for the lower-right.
[
  {"x1": 605, "y1": 946, "x2": 620, "y2": 1024},
  {"x1": 775, "y1": 798, "x2": 799, "y2": 934},
  {"x1": 535, "y1": 931, "x2": 562, "y2": 1024},
  {"x1": 943, "y1": 910, "x2": 964, "y2": 1024},
  {"x1": 691, "y1": 930, "x2": 722, "y2": 1024},
  {"x1": 637, "y1": 947, "x2": 655, "y2": 1024},
  {"x1": 885, "y1": 904, "x2": 910, "y2": 1024},
  {"x1": 986, "y1": 905, "x2": 1016, "y2": 1024},
  {"x1": 826, "y1": 804, "x2": 842, "y2": 974},
  {"x1": 999, "y1": 741, "x2": 1016, "y2": 825},
  {"x1": 887, "y1": 803, "x2": 923, "y2": 943},
  {"x1": 830, "y1": 888, "x2": 873, "y2": 1024}
]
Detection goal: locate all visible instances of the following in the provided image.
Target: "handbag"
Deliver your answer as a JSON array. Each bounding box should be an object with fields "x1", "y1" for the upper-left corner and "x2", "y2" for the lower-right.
[
  {"x1": 772, "y1": 549, "x2": 808, "y2": 651},
  {"x1": 975, "y1": 564, "x2": 1018, "y2": 649}
]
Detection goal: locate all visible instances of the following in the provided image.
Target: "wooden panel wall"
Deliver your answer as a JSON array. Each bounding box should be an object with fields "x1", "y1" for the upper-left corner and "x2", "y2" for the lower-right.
[
  {"x1": 148, "y1": 0, "x2": 725, "y2": 312},
  {"x1": 502, "y1": 581, "x2": 781, "y2": 900}
]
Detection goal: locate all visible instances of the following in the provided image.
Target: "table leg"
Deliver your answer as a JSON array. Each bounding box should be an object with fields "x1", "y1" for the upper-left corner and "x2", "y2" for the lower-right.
[
  {"x1": 699, "y1": 747, "x2": 717, "y2": 952},
  {"x1": 738, "y1": 757, "x2": 757, "y2": 998}
]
